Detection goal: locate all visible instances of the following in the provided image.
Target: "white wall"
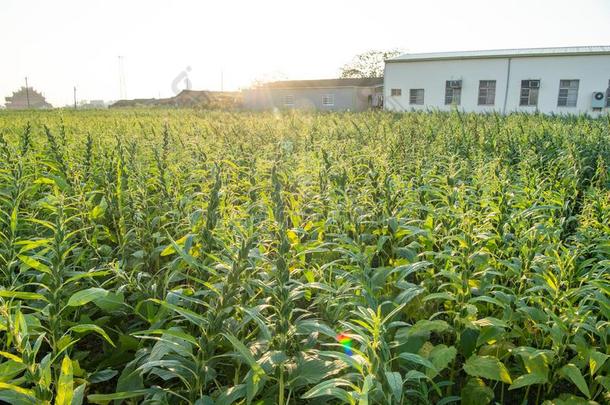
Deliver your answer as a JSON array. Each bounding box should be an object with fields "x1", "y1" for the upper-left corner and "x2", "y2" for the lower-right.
[
  {"x1": 508, "y1": 55, "x2": 610, "y2": 114},
  {"x1": 384, "y1": 54, "x2": 610, "y2": 115}
]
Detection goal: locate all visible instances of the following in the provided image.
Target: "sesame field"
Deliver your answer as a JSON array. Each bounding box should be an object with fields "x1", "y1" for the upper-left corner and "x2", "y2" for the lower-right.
[{"x1": 0, "y1": 109, "x2": 609, "y2": 404}]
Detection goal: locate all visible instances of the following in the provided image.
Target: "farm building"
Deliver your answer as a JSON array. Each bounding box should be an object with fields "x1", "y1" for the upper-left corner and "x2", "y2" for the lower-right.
[
  {"x1": 244, "y1": 78, "x2": 383, "y2": 111},
  {"x1": 109, "y1": 90, "x2": 241, "y2": 109},
  {"x1": 384, "y1": 46, "x2": 610, "y2": 115}
]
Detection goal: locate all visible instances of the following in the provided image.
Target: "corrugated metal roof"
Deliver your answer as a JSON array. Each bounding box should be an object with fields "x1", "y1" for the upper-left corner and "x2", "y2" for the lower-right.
[
  {"x1": 260, "y1": 77, "x2": 383, "y2": 89},
  {"x1": 388, "y1": 46, "x2": 610, "y2": 63}
]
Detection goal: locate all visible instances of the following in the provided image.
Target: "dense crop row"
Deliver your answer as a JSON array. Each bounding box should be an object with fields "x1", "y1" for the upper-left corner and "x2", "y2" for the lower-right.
[{"x1": 0, "y1": 109, "x2": 609, "y2": 404}]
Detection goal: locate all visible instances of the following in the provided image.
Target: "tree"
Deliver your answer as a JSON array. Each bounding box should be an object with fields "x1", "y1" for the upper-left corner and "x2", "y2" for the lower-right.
[
  {"x1": 340, "y1": 49, "x2": 403, "y2": 78},
  {"x1": 249, "y1": 71, "x2": 289, "y2": 88}
]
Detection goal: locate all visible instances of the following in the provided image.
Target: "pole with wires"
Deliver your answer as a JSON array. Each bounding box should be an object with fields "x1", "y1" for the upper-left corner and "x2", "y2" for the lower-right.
[{"x1": 25, "y1": 77, "x2": 30, "y2": 108}]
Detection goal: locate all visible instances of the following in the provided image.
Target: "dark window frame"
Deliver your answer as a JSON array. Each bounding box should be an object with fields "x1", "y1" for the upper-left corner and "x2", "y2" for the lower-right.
[
  {"x1": 520, "y1": 80, "x2": 540, "y2": 106},
  {"x1": 322, "y1": 94, "x2": 335, "y2": 106},
  {"x1": 477, "y1": 80, "x2": 496, "y2": 106},
  {"x1": 445, "y1": 80, "x2": 462, "y2": 105},
  {"x1": 557, "y1": 79, "x2": 579, "y2": 107},
  {"x1": 283, "y1": 95, "x2": 294, "y2": 106},
  {"x1": 391, "y1": 88, "x2": 402, "y2": 97},
  {"x1": 409, "y1": 88, "x2": 424, "y2": 105}
]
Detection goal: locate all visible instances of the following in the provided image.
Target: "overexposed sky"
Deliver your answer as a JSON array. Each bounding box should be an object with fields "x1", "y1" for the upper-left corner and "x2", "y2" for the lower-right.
[{"x1": 2, "y1": 0, "x2": 610, "y2": 106}]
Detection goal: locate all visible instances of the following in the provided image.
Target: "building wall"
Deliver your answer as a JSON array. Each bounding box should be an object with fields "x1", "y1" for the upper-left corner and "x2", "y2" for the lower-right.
[
  {"x1": 244, "y1": 86, "x2": 373, "y2": 111},
  {"x1": 355, "y1": 86, "x2": 381, "y2": 111},
  {"x1": 384, "y1": 55, "x2": 610, "y2": 115}
]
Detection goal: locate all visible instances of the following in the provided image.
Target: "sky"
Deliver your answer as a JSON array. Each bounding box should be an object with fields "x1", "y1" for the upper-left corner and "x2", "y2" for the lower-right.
[{"x1": 2, "y1": 0, "x2": 610, "y2": 107}]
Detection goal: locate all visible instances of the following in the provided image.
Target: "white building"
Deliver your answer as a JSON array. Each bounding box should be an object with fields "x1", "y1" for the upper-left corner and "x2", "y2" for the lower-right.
[{"x1": 384, "y1": 46, "x2": 610, "y2": 115}]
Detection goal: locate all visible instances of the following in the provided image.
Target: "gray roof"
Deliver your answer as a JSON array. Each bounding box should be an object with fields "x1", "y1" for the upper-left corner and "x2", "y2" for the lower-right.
[
  {"x1": 388, "y1": 46, "x2": 610, "y2": 63},
  {"x1": 261, "y1": 77, "x2": 383, "y2": 89}
]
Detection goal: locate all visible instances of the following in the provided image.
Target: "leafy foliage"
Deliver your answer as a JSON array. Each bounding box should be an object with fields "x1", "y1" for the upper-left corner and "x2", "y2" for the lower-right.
[
  {"x1": 0, "y1": 109, "x2": 608, "y2": 404},
  {"x1": 340, "y1": 50, "x2": 402, "y2": 78}
]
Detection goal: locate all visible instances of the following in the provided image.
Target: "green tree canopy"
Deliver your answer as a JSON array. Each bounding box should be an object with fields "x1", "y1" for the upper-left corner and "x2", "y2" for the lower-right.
[{"x1": 340, "y1": 49, "x2": 402, "y2": 78}]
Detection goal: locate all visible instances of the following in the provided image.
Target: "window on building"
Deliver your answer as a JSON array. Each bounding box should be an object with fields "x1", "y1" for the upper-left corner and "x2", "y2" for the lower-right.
[
  {"x1": 409, "y1": 89, "x2": 424, "y2": 105},
  {"x1": 520, "y1": 80, "x2": 540, "y2": 106},
  {"x1": 391, "y1": 88, "x2": 402, "y2": 96},
  {"x1": 478, "y1": 80, "x2": 496, "y2": 105},
  {"x1": 283, "y1": 95, "x2": 294, "y2": 106},
  {"x1": 445, "y1": 80, "x2": 462, "y2": 105},
  {"x1": 322, "y1": 94, "x2": 335, "y2": 106},
  {"x1": 557, "y1": 80, "x2": 579, "y2": 107},
  {"x1": 606, "y1": 80, "x2": 610, "y2": 107}
]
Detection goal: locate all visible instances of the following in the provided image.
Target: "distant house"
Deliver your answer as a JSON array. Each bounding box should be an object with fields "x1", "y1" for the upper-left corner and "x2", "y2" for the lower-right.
[
  {"x1": 79, "y1": 100, "x2": 107, "y2": 109},
  {"x1": 244, "y1": 78, "x2": 383, "y2": 111},
  {"x1": 5, "y1": 87, "x2": 52, "y2": 109},
  {"x1": 384, "y1": 46, "x2": 610, "y2": 115},
  {"x1": 170, "y1": 90, "x2": 241, "y2": 108},
  {"x1": 109, "y1": 90, "x2": 241, "y2": 109}
]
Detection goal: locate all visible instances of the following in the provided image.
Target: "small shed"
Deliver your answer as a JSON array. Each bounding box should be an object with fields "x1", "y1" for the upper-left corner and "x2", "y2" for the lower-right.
[{"x1": 244, "y1": 78, "x2": 383, "y2": 111}]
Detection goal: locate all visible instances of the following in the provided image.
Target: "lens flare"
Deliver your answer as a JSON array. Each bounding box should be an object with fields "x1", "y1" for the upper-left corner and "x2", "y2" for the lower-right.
[{"x1": 337, "y1": 333, "x2": 353, "y2": 356}]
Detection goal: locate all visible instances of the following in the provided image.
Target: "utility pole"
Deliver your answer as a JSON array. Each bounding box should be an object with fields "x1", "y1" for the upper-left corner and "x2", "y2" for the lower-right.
[
  {"x1": 73, "y1": 86, "x2": 77, "y2": 109},
  {"x1": 24, "y1": 77, "x2": 30, "y2": 108},
  {"x1": 118, "y1": 56, "x2": 126, "y2": 99}
]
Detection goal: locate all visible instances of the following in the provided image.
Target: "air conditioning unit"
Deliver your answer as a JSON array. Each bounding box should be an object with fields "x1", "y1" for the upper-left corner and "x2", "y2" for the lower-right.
[
  {"x1": 591, "y1": 91, "x2": 606, "y2": 109},
  {"x1": 448, "y1": 80, "x2": 462, "y2": 89},
  {"x1": 522, "y1": 80, "x2": 540, "y2": 88}
]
